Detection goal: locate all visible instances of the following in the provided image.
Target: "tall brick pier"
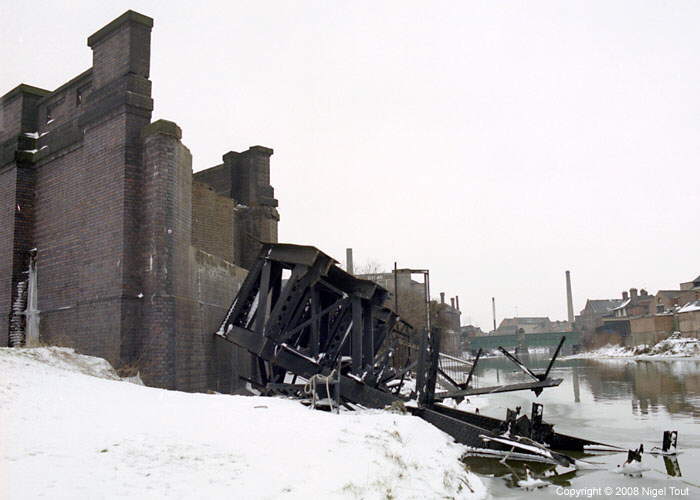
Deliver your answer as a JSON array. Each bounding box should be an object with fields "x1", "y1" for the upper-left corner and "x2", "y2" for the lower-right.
[{"x1": 0, "y1": 11, "x2": 279, "y2": 392}]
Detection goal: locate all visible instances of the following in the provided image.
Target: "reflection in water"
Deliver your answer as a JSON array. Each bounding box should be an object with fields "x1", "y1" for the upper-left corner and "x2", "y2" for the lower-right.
[
  {"x1": 473, "y1": 354, "x2": 700, "y2": 418},
  {"x1": 664, "y1": 456, "x2": 682, "y2": 477},
  {"x1": 464, "y1": 457, "x2": 579, "y2": 488},
  {"x1": 468, "y1": 353, "x2": 700, "y2": 497},
  {"x1": 582, "y1": 359, "x2": 700, "y2": 418}
]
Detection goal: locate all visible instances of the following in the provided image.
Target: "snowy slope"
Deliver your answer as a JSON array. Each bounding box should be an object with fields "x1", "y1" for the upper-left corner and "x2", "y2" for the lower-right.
[
  {"x1": 0, "y1": 347, "x2": 486, "y2": 500},
  {"x1": 565, "y1": 336, "x2": 700, "y2": 360}
]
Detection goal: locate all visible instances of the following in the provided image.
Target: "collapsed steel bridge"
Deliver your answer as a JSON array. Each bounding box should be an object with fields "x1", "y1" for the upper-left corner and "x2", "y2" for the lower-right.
[{"x1": 216, "y1": 243, "x2": 618, "y2": 462}]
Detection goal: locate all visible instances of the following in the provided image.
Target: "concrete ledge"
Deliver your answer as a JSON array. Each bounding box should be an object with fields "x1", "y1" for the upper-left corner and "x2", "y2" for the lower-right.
[
  {"x1": 87, "y1": 10, "x2": 154, "y2": 48},
  {"x1": 141, "y1": 119, "x2": 182, "y2": 140}
]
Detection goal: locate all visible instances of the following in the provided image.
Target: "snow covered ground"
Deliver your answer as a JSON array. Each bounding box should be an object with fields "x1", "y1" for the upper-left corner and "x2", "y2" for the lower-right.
[
  {"x1": 565, "y1": 335, "x2": 700, "y2": 360},
  {"x1": 0, "y1": 347, "x2": 486, "y2": 500}
]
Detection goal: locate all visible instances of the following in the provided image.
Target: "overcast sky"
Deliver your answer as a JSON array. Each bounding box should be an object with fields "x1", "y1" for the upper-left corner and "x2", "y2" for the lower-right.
[{"x1": 2, "y1": 1, "x2": 698, "y2": 329}]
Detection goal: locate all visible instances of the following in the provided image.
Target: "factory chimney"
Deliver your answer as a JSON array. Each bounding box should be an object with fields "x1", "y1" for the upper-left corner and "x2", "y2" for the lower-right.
[
  {"x1": 565, "y1": 270, "x2": 574, "y2": 324},
  {"x1": 450, "y1": 298, "x2": 455, "y2": 308},
  {"x1": 346, "y1": 248, "x2": 354, "y2": 275},
  {"x1": 455, "y1": 296, "x2": 460, "y2": 311},
  {"x1": 492, "y1": 297, "x2": 497, "y2": 333},
  {"x1": 440, "y1": 292, "x2": 445, "y2": 304}
]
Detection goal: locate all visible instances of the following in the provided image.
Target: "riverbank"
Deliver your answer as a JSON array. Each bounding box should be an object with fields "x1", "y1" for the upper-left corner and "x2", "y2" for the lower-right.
[
  {"x1": 0, "y1": 347, "x2": 486, "y2": 500},
  {"x1": 564, "y1": 335, "x2": 700, "y2": 360}
]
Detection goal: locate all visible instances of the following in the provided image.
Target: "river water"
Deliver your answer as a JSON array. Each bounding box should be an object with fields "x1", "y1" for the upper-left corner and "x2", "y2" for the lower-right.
[{"x1": 461, "y1": 352, "x2": 700, "y2": 499}]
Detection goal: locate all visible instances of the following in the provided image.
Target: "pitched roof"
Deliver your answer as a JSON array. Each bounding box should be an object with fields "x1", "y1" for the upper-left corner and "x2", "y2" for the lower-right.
[
  {"x1": 585, "y1": 299, "x2": 623, "y2": 314},
  {"x1": 678, "y1": 300, "x2": 700, "y2": 313},
  {"x1": 612, "y1": 298, "x2": 631, "y2": 311}
]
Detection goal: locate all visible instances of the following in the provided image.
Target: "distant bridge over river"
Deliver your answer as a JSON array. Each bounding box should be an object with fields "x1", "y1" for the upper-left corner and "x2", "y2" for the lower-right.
[{"x1": 466, "y1": 331, "x2": 582, "y2": 354}]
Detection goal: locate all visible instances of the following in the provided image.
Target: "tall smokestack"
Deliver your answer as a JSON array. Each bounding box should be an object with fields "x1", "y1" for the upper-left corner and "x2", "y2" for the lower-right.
[
  {"x1": 455, "y1": 296, "x2": 460, "y2": 311},
  {"x1": 450, "y1": 298, "x2": 455, "y2": 308},
  {"x1": 346, "y1": 248, "x2": 354, "y2": 275},
  {"x1": 440, "y1": 292, "x2": 445, "y2": 304},
  {"x1": 565, "y1": 270, "x2": 574, "y2": 324},
  {"x1": 492, "y1": 297, "x2": 497, "y2": 333}
]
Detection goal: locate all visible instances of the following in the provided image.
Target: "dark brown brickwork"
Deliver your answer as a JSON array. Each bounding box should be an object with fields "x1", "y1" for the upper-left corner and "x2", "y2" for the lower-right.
[
  {"x1": 1, "y1": 10, "x2": 277, "y2": 392},
  {"x1": 195, "y1": 147, "x2": 279, "y2": 270},
  {"x1": 1, "y1": 85, "x2": 48, "y2": 346},
  {"x1": 192, "y1": 182, "x2": 235, "y2": 263},
  {"x1": 0, "y1": 168, "x2": 17, "y2": 345},
  {"x1": 87, "y1": 11, "x2": 152, "y2": 89},
  {"x1": 140, "y1": 120, "x2": 191, "y2": 389},
  {"x1": 191, "y1": 164, "x2": 230, "y2": 198}
]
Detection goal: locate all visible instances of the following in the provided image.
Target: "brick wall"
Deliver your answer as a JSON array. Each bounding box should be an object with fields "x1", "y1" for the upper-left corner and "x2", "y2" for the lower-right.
[
  {"x1": 139, "y1": 125, "x2": 249, "y2": 392},
  {"x1": 0, "y1": 11, "x2": 154, "y2": 363},
  {"x1": 194, "y1": 146, "x2": 279, "y2": 270},
  {"x1": 678, "y1": 311, "x2": 700, "y2": 337},
  {"x1": 88, "y1": 11, "x2": 152, "y2": 89},
  {"x1": 1, "y1": 85, "x2": 48, "y2": 347},
  {"x1": 2, "y1": 10, "x2": 274, "y2": 393},
  {"x1": 191, "y1": 182, "x2": 235, "y2": 263},
  {"x1": 140, "y1": 120, "x2": 191, "y2": 389},
  {"x1": 626, "y1": 315, "x2": 674, "y2": 347},
  {"x1": 192, "y1": 164, "x2": 229, "y2": 197},
  {"x1": 0, "y1": 168, "x2": 16, "y2": 345}
]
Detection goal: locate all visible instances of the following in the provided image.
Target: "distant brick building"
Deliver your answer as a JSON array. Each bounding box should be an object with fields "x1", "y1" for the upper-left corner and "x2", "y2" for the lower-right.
[
  {"x1": 595, "y1": 281, "x2": 700, "y2": 347},
  {"x1": 680, "y1": 275, "x2": 700, "y2": 291},
  {"x1": 609, "y1": 288, "x2": 655, "y2": 318},
  {"x1": 677, "y1": 301, "x2": 700, "y2": 337},
  {"x1": 598, "y1": 288, "x2": 657, "y2": 345},
  {"x1": 432, "y1": 296, "x2": 462, "y2": 356},
  {"x1": 575, "y1": 298, "x2": 623, "y2": 346},
  {"x1": 356, "y1": 269, "x2": 462, "y2": 354},
  {"x1": 495, "y1": 316, "x2": 571, "y2": 335},
  {"x1": 356, "y1": 269, "x2": 429, "y2": 331},
  {"x1": 1, "y1": 11, "x2": 278, "y2": 392},
  {"x1": 656, "y1": 289, "x2": 700, "y2": 313}
]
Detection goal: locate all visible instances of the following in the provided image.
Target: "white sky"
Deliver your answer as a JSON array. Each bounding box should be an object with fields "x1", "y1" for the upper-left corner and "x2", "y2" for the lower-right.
[{"x1": 2, "y1": 1, "x2": 698, "y2": 329}]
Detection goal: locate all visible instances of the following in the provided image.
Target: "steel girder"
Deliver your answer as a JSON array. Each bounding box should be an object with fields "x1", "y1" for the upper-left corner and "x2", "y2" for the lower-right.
[
  {"x1": 213, "y1": 243, "x2": 616, "y2": 456},
  {"x1": 217, "y1": 243, "x2": 401, "y2": 387}
]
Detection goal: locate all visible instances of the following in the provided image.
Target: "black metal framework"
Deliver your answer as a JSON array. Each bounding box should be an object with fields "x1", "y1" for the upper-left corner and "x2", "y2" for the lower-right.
[
  {"x1": 217, "y1": 243, "x2": 403, "y2": 389},
  {"x1": 215, "y1": 243, "x2": 619, "y2": 457}
]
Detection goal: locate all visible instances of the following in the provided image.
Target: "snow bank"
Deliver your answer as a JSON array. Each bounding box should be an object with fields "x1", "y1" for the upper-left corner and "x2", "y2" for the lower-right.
[
  {"x1": 0, "y1": 347, "x2": 486, "y2": 500},
  {"x1": 566, "y1": 335, "x2": 700, "y2": 360}
]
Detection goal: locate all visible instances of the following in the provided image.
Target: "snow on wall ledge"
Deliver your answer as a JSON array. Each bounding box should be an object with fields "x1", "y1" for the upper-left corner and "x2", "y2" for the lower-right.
[{"x1": 0, "y1": 347, "x2": 486, "y2": 500}]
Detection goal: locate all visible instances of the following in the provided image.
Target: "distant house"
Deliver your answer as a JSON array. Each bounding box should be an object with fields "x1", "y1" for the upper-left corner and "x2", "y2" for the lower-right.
[
  {"x1": 611, "y1": 288, "x2": 655, "y2": 318},
  {"x1": 495, "y1": 317, "x2": 570, "y2": 335},
  {"x1": 680, "y1": 275, "x2": 700, "y2": 291},
  {"x1": 655, "y1": 289, "x2": 700, "y2": 313},
  {"x1": 598, "y1": 281, "x2": 700, "y2": 347},
  {"x1": 652, "y1": 273, "x2": 700, "y2": 338},
  {"x1": 461, "y1": 325, "x2": 485, "y2": 338},
  {"x1": 598, "y1": 288, "x2": 658, "y2": 346},
  {"x1": 575, "y1": 298, "x2": 623, "y2": 346},
  {"x1": 677, "y1": 300, "x2": 700, "y2": 337}
]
